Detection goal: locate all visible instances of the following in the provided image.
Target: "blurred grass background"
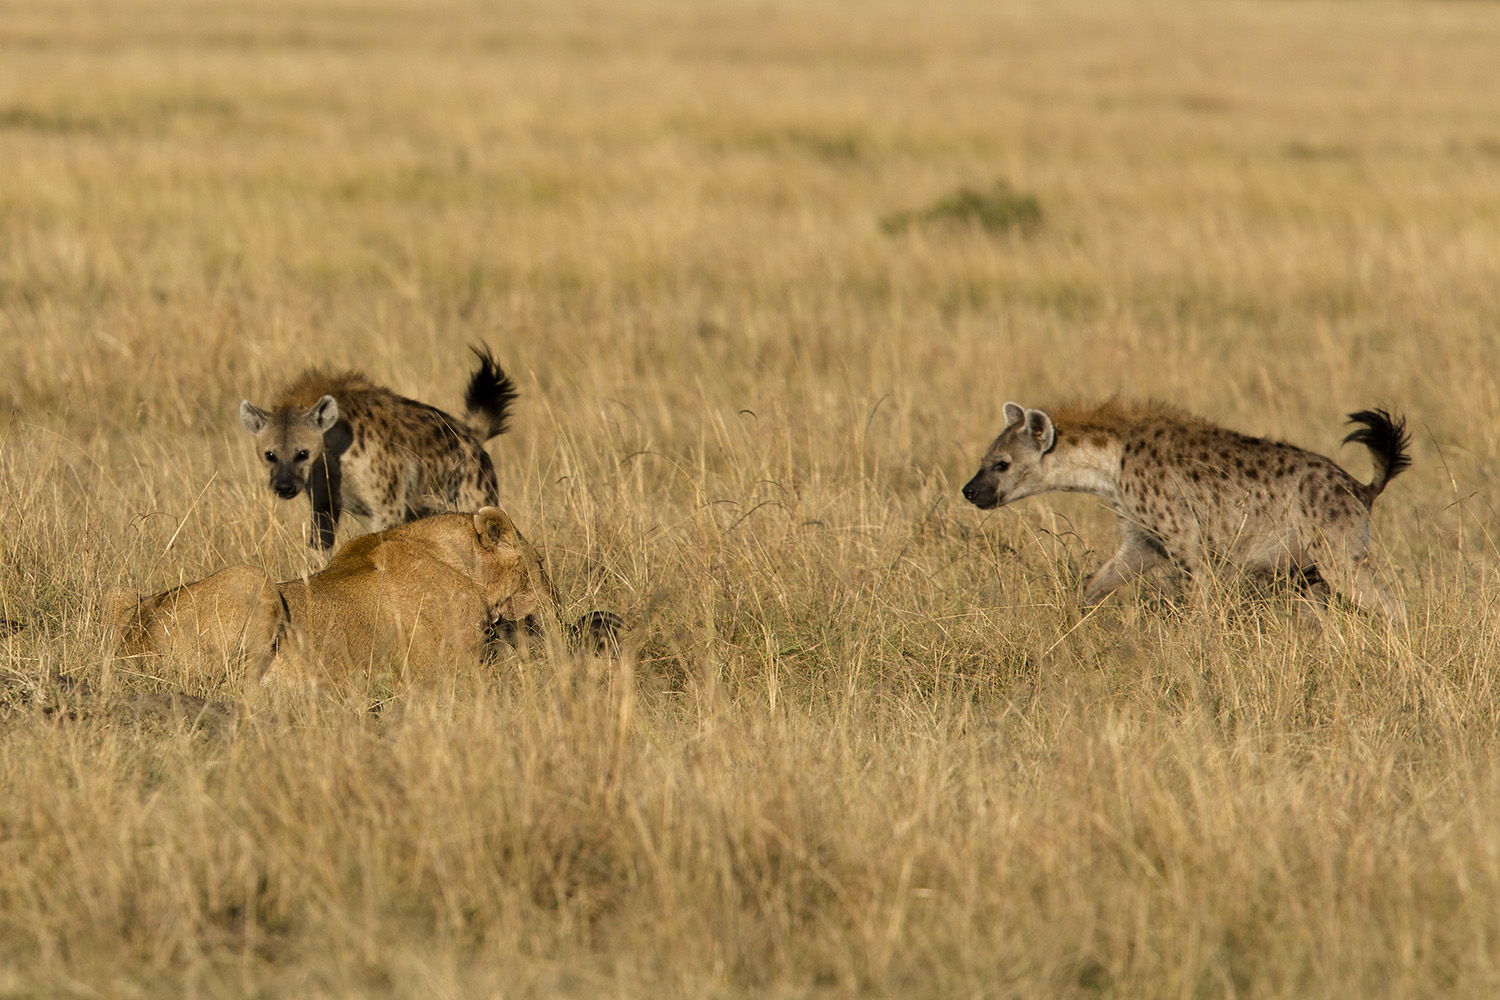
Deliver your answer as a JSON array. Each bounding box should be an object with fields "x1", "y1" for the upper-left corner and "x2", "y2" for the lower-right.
[{"x1": 2, "y1": 0, "x2": 1500, "y2": 995}]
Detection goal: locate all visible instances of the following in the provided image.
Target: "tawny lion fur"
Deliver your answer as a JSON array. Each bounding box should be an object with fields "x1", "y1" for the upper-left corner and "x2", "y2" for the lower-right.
[{"x1": 106, "y1": 508, "x2": 563, "y2": 686}]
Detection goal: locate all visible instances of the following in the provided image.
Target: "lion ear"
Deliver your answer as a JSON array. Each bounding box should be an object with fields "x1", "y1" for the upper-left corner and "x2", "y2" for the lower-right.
[
  {"x1": 240, "y1": 401, "x2": 269, "y2": 434},
  {"x1": 1003, "y1": 401, "x2": 1026, "y2": 429},
  {"x1": 305, "y1": 395, "x2": 339, "y2": 433},
  {"x1": 474, "y1": 507, "x2": 520, "y2": 554}
]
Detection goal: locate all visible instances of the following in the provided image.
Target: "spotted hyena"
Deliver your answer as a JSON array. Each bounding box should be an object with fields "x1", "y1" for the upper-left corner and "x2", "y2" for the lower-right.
[
  {"x1": 240, "y1": 346, "x2": 518, "y2": 551},
  {"x1": 961, "y1": 400, "x2": 1411, "y2": 618}
]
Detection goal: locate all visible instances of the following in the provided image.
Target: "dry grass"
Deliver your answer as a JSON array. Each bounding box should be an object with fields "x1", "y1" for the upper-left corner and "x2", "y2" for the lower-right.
[{"x1": 3, "y1": 0, "x2": 1500, "y2": 995}]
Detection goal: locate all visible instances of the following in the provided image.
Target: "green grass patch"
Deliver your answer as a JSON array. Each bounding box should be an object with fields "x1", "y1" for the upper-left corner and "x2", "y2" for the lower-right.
[{"x1": 881, "y1": 178, "x2": 1042, "y2": 236}]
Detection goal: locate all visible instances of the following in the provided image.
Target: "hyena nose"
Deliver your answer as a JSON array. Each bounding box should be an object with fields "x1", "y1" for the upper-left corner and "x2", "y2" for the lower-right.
[{"x1": 961, "y1": 475, "x2": 996, "y2": 508}]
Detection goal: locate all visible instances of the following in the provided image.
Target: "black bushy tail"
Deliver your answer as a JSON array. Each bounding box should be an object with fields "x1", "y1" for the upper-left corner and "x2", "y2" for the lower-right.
[
  {"x1": 464, "y1": 345, "x2": 519, "y2": 440},
  {"x1": 1343, "y1": 408, "x2": 1411, "y2": 507}
]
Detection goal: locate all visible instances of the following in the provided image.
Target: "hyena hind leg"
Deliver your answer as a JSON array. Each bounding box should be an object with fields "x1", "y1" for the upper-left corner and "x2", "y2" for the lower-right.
[{"x1": 1082, "y1": 527, "x2": 1169, "y2": 605}]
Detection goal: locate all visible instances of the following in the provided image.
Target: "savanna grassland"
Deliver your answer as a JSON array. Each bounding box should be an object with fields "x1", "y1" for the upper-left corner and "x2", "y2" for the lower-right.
[{"x1": 3, "y1": 0, "x2": 1500, "y2": 995}]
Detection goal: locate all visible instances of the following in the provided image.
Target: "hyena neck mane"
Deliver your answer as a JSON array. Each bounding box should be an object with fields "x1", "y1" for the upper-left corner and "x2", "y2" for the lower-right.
[
  {"x1": 274, "y1": 369, "x2": 379, "y2": 410},
  {"x1": 1038, "y1": 400, "x2": 1203, "y2": 498},
  {"x1": 1048, "y1": 398, "x2": 1207, "y2": 439}
]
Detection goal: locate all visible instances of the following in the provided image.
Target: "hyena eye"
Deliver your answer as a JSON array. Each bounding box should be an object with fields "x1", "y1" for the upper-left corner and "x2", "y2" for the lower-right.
[
  {"x1": 992, "y1": 459, "x2": 1011, "y2": 473},
  {"x1": 295, "y1": 450, "x2": 310, "y2": 461},
  {"x1": 264, "y1": 451, "x2": 277, "y2": 463}
]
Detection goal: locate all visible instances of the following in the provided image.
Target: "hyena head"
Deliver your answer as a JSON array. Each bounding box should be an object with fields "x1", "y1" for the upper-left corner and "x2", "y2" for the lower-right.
[
  {"x1": 238, "y1": 395, "x2": 339, "y2": 500},
  {"x1": 962, "y1": 401, "x2": 1056, "y2": 510}
]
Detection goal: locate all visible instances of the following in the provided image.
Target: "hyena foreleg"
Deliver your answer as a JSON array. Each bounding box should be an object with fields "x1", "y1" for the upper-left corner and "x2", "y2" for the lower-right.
[
  {"x1": 307, "y1": 458, "x2": 342, "y2": 551},
  {"x1": 1083, "y1": 523, "x2": 1170, "y2": 605}
]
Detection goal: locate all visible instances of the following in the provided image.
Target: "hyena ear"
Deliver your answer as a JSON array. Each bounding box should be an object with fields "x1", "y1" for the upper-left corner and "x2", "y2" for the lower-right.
[
  {"x1": 239, "y1": 401, "x2": 269, "y2": 435},
  {"x1": 1003, "y1": 401, "x2": 1026, "y2": 429},
  {"x1": 1024, "y1": 408, "x2": 1056, "y2": 453},
  {"x1": 474, "y1": 506, "x2": 520, "y2": 555},
  {"x1": 304, "y1": 395, "x2": 339, "y2": 433}
]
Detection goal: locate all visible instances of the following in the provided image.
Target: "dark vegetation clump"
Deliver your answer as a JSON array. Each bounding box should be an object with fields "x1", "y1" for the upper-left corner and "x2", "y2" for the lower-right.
[{"x1": 881, "y1": 179, "x2": 1042, "y2": 236}]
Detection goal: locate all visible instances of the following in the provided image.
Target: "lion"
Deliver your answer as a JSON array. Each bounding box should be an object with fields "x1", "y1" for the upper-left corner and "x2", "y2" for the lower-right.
[
  {"x1": 105, "y1": 508, "x2": 576, "y2": 689},
  {"x1": 265, "y1": 506, "x2": 564, "y2": 685}
]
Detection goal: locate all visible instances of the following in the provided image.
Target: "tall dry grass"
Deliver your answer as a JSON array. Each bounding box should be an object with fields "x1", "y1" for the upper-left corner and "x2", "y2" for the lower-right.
[{"x1": 3, "y1": 0, "x2": 1500, "y2": 995}]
